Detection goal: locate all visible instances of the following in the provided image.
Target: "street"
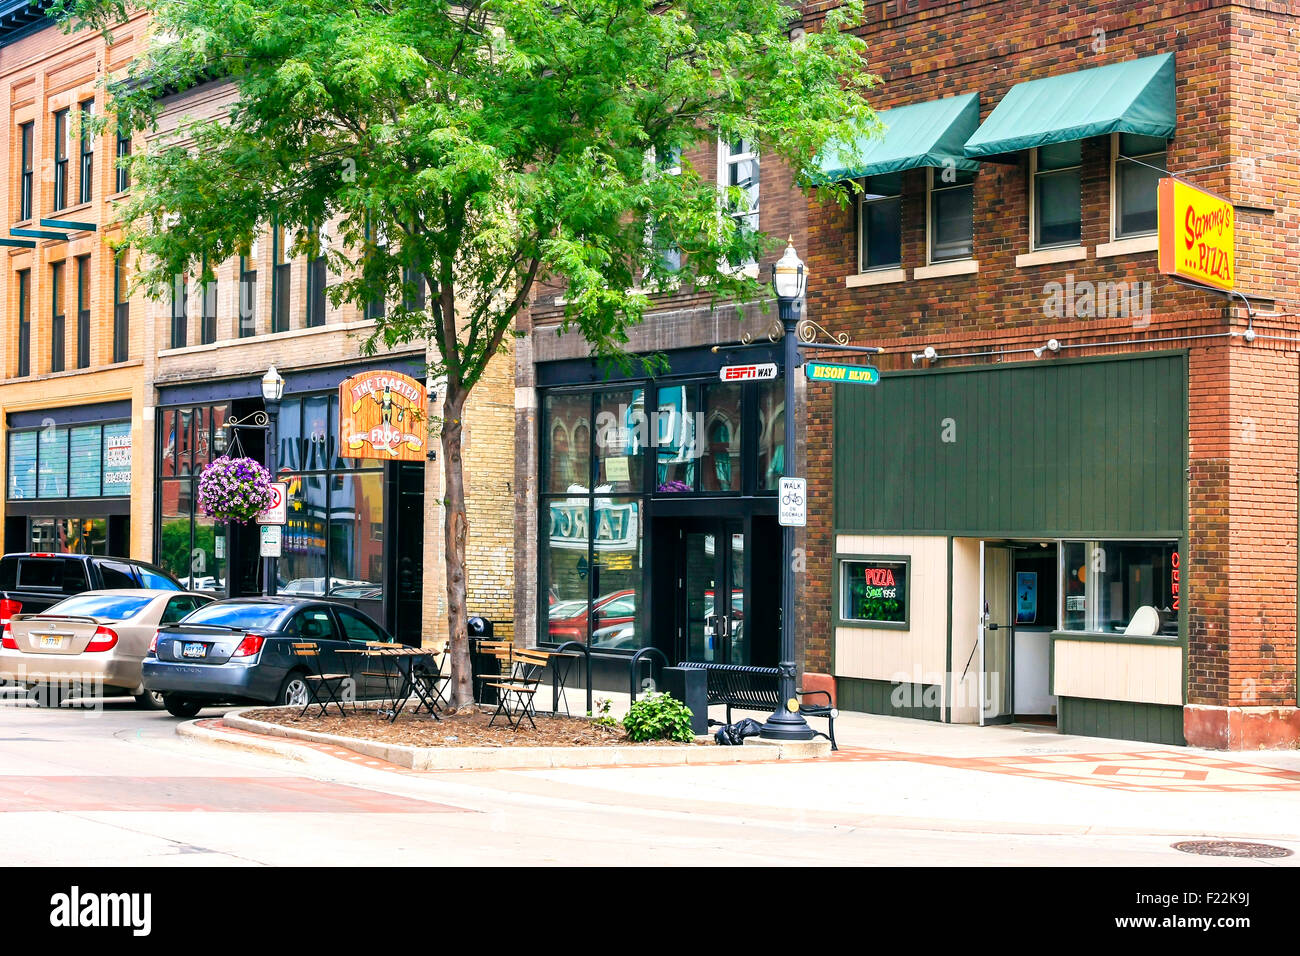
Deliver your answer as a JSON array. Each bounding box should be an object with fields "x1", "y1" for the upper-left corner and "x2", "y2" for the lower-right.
[{"x1": 3, "y1": 693, "x2": 1299, "y2": 867}]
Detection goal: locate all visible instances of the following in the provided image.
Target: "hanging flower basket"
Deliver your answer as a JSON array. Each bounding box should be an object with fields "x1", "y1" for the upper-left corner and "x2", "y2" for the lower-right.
[{"x1": 197, "y1": 456, "x2": 277, "y2": 524}]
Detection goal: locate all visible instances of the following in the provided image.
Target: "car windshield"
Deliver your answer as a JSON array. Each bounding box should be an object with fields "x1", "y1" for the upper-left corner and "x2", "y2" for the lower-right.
[
  {"x1": 44, "y1": 594, "x2": 153, "y2": 620},
  {"x1": 179, "y1": 603, "x2": 289, "y2": 630}
]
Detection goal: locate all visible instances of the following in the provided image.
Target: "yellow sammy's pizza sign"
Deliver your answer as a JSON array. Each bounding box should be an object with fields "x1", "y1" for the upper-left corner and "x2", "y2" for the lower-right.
[
  {"x1": 1158, "y1": 177, "x2": 1234, "y2": 291},
  {"x1": 338, "y1": 370, "x2": 428, "y2": 461}
]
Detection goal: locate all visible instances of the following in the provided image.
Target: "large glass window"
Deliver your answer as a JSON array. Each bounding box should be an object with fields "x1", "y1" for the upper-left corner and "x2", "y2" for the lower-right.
[
  {"x1": 930, "y1": 168, "x2": 975, "y2": 262},
  {"x1": 156, "y1": 402, "x2": 229, "y2": 587},
  {"x1": 328, "y1": 470, "x2": 384, "y2": 592},
  {"x1": 9, "y1": 420, "x2": 133, "y2": 502},
  {"x1": 594, "y1": 388, "x2": 644, "y2": 494},
  {"x1": 654, "y1": 384, "x2": 697, "y2": 492},
  {"x1": 720, "y1": 138, "x2": 759, "y2": 268},
  {"x1": 36, "y1": 427, "x2": 68, "y2": 498},
  {"x1": 1033, "y1": 142, "x2": 1082, "y2": 248},
  {"x1": 701, "y1": 382, "x2": 742, "y2": 492},
  {"x1": 1115, "y1": 134, "x2": 1167, "y2": 238},
  {"x1": 544, "y1": 392, "x2": 592, "y2": 493},
  {"x1": 1061, "y1": 540, "x2": 1179, "y2": 636},
  {"x1": 756, "y1": 379, "x2": 785, "y2": 490},
  {"x1": 860, "y1": 173, "x2": 902, "y2": 271}
]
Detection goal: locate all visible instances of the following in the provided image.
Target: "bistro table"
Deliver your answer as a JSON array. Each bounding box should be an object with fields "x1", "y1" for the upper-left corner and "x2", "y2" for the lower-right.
[{"x1": 338, "y1": 645, "x2": 442, "y2": 722}]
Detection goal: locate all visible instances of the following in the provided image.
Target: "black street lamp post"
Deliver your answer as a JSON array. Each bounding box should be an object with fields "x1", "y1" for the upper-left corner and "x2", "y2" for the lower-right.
[
  {"x1": 760, "y1": 241, "x2": 816, "y2": 742},
  {"x1": 260, "y1": 365, "x2": 285, "y2": 597}
]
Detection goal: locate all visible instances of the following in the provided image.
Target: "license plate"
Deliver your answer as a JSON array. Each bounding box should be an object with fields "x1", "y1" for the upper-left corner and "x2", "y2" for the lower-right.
[
  {"x1": 182, "y1": 642, "x2": 208, "y2": 659},
  {"x1": 39, "y1": 636, "x2": 64, "y2": 649}
]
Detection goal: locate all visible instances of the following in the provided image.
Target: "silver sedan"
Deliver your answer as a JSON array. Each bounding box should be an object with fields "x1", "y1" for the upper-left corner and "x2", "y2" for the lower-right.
[{"x1": 0, "y1": 590, "x2": 212, "y2": 708}]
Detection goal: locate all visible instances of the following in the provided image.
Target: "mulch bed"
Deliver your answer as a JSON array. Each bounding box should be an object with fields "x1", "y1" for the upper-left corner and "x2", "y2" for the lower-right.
[{"x1": 241, "y1": 706, "x2": 704, "y2": 748}]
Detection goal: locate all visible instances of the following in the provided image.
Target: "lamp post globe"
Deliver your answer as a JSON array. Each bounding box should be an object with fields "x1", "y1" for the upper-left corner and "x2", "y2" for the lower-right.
[
  {"x1": 761, "y1": 239, "x2": 816, "y2": 743},
  {"x1": 261, "y1": 364, "x2": 285, "y2": 403}
]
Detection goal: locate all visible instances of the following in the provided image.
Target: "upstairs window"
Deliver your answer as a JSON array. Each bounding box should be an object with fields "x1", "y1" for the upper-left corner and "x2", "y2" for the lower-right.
[
  {"x1": 1032, "y1": 142, "x2": 1082, "y2": 249},
  {"x1": 272, "y1": 223, "x2": 291, "y2": 332},
  {"x1": 238, "y1": 242, "x2": 257, "y2": 337},
  {"x1": 17, "y1": 269, "x2": 30, "y2": 377},
  {"x1": 50, "y1": 260, "x2": 65, "y2": 373},
  {"x1": 171, "y1": 274, "x2": 188, "y2": 348},
  {"x1": 19, "y1": 122, "x2": 33, "y2": 221},
  {"x1": 76, "y1": 255, "x2": 90, "y2": 369},
  {"x1": 306, "y1": 225, "x2": 327, "y2": 327},
  {"x1": 720, "y1": 138, "x2": 759, "y2": 268},
  {"x1": 113, "y1": 252, "x2": 129, "y2": 362},
  {"x1": 79, "y1": 100, "x2": 94, "y2": 204},
  {"x1": 53, "y1": 109, "x2": 70, "y2": 211},
  {"x1": 859, "y1": 173, "x2": 902, "y2": 271},
  {"x1": 929, "y1": 168, "x2": 975, "y2": 262},
  {"x1": 1114, "y1": 134, "x2": 1167, "y2": 238},
  {"x1": 115, "y1": 125, "x2": 131, "y2": 194},
  {"x1": 200, "y1": 258, "x2": 217, "y2": 345}
]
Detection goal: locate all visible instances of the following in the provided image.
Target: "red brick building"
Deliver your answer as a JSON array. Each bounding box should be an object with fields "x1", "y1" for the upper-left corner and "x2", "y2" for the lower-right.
[{"x1": 800, "y1": 0, "x2": 1300, "y2": 748}]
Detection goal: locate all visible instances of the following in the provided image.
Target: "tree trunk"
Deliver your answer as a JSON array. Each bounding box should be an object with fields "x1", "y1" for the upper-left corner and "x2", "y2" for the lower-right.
[{"x1": 441, "y1": 384, "x2": 475, "y2": 710}]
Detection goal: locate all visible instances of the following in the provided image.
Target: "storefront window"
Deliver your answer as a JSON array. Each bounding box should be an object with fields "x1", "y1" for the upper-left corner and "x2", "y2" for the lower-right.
[
  {"x1": 68, "y1": 426, "x2": 100, "y2": 497},
  {"x1": 192, "y1": 515, "x2": 225, "y2": 593},
  {"x1": 840, "y1": 558, "x2": 908, "y2": 626},
  {"x1": 30, "y1": 518, "x2": 106, "y2": 555},
  {"x1": 1061, "y1": 540, "x2": 1179, "y2": 636},
  {"x1": 157, "y1": 491, "x2": 191, "y2": 582},
  {"x1": 282, "y1": 473, "x2": 328, "y2": 593},
  {"x1": 8, "y1": 431, "x2": 36, "y2": 500},
  {"x1": 757, "y1": 379, "x2": 785, "y2": 491},
  {"x1": 544, "y1": 393, "x2": 592, "y2": 493},
  {"x1": 302, "y1": 394, "x2": 331, "y2": 473},
  {"x1": 103, "y1": 423, "x2": 133, "y2": 495},
  {"x1": 278, "y1": 397, "x2": 303, "y2": 472},
  {"x1": 594, "y1": 389, "x2": 644, "y2": 493},
  {"x1": 329, "y1": 470, "x2": 384, "y2": 590},
  {"x1": 655, "y1": 384, "x2": 697, "y2": 492},
  {"x1": 701, "y1": 382, "x2": 742, "y2": 492},
  {"x1": 156, "y1": 402, "x2": 229, "y2": 588},
  {"x1": 37, "y1": 428, "x2": 69, "y2": 498}
]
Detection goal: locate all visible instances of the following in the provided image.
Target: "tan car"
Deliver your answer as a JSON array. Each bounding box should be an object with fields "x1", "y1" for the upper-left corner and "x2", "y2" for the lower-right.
[{"x1": 0, "y1": 589, "x2": 212, "y2": 708}]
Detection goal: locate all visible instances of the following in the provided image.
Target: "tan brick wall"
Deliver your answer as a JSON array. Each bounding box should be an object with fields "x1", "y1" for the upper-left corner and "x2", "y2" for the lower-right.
[{"x1": 0, "y1": 13, "x2": 156, "y2": 557}]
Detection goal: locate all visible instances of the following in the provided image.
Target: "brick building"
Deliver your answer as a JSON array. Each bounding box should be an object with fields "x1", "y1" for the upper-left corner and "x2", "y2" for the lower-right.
[
  {"x1": 517, "y1": 133, "x2": 813, "y2": 680},
  {"x1": 0, "y1": 7, "x2": 514, "y2": 644},
  {"x1": 800, "y1": 0, "x2": 1300, "y2": 748},
  {"x1": 0, "y1": 2, "x2": 153, "y2": 560},
  {"x1": 143, "y1": 78, "x2": 516, "y2": 643}
]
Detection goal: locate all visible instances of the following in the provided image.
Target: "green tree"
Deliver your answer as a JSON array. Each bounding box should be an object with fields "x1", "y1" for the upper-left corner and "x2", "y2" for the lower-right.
[{"x1": 55, "y1": 0, "x2": 878, "y2": 708}]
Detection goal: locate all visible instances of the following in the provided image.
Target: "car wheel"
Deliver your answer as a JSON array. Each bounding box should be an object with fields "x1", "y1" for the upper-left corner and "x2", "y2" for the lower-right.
[
  {"x1": 163, "y1": 694, "x2": 202, "y2": 719},
  {"x1": 134, "y1": 689, "x2": 167, "y2": 710},
  {"x1": 278, "y1": 673, "x2": 311, "y2": 708}
]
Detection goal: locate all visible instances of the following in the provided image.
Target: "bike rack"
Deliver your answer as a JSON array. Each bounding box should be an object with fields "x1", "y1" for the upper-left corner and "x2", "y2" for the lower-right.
[
  {"x1": 628, "y1": 647, "x2": 668, "y2": 703},
  {"x1": 554, "y1": 641, "x2": 592, "y2": 715}
]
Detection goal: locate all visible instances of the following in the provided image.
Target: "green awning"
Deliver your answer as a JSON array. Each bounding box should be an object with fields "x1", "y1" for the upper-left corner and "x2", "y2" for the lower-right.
[
  {"x1": 813, "y1": 93, "x2": 981, "y2": 184},
  {"x1": 964, "y1": 53, "x2": 1175, "y2": 158}
]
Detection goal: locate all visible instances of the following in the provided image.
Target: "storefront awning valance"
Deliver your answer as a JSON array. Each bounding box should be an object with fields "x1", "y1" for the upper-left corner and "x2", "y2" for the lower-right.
[
  {"x1": 963, "y1": 53, "x2": 1175, "y2": 158},
  {"x1": 813, "y1": 93, "x2": 981, "y2": 184}
]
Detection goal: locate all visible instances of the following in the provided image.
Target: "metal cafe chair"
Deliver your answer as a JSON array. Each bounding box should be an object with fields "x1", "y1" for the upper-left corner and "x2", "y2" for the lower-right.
[
  {"x1": 411, "y1": 641, "x2": 452, "y2": 713},
  {"x1": 486, "y1": 648, "x2": 550, "y2": 731},
  {"x1": 290, "y1": 642, "x2": 350, "y2": 718}
]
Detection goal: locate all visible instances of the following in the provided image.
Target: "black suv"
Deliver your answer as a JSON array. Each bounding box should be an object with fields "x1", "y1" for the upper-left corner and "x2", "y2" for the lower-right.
[{"x1": 0, "y1": 553, "x2": 182, "y2": 627}]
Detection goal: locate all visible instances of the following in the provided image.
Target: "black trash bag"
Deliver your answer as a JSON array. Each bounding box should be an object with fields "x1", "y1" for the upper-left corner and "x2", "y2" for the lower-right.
[{"x1": 714, "y1": 717, "x2": 764, "y2": 746}]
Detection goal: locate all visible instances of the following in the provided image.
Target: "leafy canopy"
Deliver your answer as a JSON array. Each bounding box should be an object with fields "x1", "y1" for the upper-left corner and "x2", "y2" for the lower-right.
[{"x1": 58, "y1": 0, "x2": 878, "y2": 389}]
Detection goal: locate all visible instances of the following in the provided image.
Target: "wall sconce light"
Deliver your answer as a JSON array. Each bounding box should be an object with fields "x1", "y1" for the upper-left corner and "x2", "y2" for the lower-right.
[
  {"x1": 1033, "y1": 338, "x2": 1062, "y2": 358},
  {"x1": 911, "y1": 345, "x2": 938, "y2": 364}
]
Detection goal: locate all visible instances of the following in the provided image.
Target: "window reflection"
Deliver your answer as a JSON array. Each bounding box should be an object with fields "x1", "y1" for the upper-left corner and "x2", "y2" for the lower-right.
[
  {"x1": 701, "y1": 382, "x2": 742, "y2": 492},
  {"x1": 757, "y1": 380, "x2": 784, "y2": 490},
  {"x1": 655, "y1": 384, "x2": 696, "y2": 492},
  {"x1": 544, "y1": 393, "x2": 592, "y2": 492}
]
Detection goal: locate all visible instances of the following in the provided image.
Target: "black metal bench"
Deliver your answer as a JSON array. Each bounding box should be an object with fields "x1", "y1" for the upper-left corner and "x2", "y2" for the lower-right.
[{"x1": 676, "y1": 662, "x2": 838, "y2": 750}]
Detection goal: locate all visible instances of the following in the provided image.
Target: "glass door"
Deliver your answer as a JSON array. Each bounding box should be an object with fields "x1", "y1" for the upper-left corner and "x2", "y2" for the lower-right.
[{"x1": 679, "y1": 519, "x2": 744, "y2": 664}]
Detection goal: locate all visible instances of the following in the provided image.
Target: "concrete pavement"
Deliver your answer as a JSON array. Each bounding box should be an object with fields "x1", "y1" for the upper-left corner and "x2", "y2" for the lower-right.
[{"x1": 1, "y1": 690, "x2": 1298, "y2": 865}]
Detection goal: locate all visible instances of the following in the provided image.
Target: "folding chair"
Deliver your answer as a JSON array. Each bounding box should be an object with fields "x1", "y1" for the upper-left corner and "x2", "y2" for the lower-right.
[
  {"x1": 290, "y1": 642, "x2": 350, "y2": 718},
  {"x1": 361, "y1": 642, "x2": 402, "y2": 718},
  {"x1": 474, "y1": 639, "x2": 516, "y2": 705},
  {"x1": 410, "y1": 642, "x2": 451, "y2": 715},
  {"x1": 487, "y1": 649, "x2": 549, "y2": 731}
]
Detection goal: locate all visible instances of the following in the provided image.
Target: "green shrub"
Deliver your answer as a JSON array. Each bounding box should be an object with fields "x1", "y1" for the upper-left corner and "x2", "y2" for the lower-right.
[{"x1": 622, "y1": 693, "x2": 696, "y2": 743}]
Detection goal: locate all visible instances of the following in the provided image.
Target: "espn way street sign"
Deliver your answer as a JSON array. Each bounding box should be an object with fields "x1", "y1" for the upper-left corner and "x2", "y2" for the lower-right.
[{"x1": 719, "y1": 363, "x2": 778, "y2": 382}]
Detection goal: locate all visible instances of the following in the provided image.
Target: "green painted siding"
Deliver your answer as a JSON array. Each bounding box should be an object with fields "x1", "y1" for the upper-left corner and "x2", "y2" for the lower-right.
[
  {"x1": 1058, "y1": 696, "x2": 1186, "y2": 746},
  {"x1": 837, "y1": 677, "x2": 942, "y2": 721},
  {"x1": 834, "y1": 353, "x2": 1186, "y2": 537}
]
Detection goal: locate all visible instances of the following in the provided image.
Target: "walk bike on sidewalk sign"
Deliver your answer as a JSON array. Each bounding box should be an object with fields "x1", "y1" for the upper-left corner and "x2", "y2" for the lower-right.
[{"x1": 779, "y1": 477, "x2": 806, "y2": 527}]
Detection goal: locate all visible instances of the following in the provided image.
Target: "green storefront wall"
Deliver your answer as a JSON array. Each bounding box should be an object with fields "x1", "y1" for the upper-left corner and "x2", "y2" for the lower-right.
[{"x1": 832, "y1": 352, "x2": 1187, "y2": 538}]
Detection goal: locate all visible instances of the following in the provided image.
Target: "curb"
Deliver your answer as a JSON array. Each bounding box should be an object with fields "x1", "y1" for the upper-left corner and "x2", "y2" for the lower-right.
[{"x1": 217, "y1": 707, "x2": 832, "y2": 770}]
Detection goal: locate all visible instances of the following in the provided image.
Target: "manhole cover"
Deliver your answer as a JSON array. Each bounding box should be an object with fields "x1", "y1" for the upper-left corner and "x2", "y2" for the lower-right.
[{"x1": 1172, "y1": 840, "x2": 1293, "y2": 858}]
